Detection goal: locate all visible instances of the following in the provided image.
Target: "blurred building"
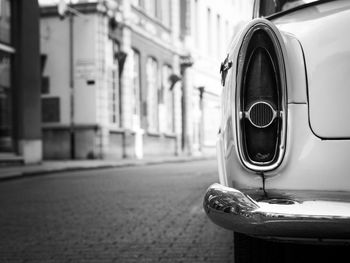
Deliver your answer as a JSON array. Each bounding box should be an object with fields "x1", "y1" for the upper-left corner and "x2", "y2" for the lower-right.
[
  {"x1": 39, "y1": 0, "x2": 238, "y2": 160},
  {"x1": 179, "y1": 0, "x2": 236, "y2": 155},
  {"x1": 0, "y1": 0, "x2": 41, "y2": 165},
  {"x1": 40, "y1": 0, "x2": 183, "y2": 160}
]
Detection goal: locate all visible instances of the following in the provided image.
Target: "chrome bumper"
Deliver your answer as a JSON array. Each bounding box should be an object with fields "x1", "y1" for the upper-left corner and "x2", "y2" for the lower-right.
[{"x1": 203, "y1": 183, "x2": 350, "y2": 240}]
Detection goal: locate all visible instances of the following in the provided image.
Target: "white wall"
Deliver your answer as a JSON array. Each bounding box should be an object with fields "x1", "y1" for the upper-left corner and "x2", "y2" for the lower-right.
[
  {"x1": 40, "y1": 14, "x2": 99, "y2": 126},
  {"x1": 74, "y1": 14, "x2": 98, "y2": 125},
  {"x1": 41, "y1": 17, "x2": 71, "y2": 125},
  {"x1": 184, "y1": 0, "x2": 255, "y2": 149}
]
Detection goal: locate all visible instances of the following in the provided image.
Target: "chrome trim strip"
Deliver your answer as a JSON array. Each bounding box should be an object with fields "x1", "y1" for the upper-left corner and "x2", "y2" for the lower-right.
[
  {"x1": 253, "y1": 0, "x2": 260, "y2": 18},
  {"x1": 204, "y1": 183, "x2": 350, "y2": 239},
  {"x1": 0, "y1": 43, "x2": 15, "y2": 53},
  {"x1": 235, "y1": 21, "x2": 287, "y2": 172}
]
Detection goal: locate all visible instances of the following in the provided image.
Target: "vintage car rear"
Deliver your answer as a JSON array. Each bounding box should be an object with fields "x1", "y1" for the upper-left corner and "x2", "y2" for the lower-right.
[{"x1": 203, "y1": 0, "x2": 350, "y2": 260}]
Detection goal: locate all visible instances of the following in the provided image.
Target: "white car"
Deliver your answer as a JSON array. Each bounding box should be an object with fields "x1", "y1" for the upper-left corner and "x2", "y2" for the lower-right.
[{"x1": 203, "y1": 0, "x2": 350, "y2": 262}]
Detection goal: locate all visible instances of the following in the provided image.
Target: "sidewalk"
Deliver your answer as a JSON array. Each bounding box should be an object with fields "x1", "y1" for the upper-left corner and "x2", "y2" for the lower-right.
[{"x1": 0, "y1": 154, "x2": 216, "y2": 181}]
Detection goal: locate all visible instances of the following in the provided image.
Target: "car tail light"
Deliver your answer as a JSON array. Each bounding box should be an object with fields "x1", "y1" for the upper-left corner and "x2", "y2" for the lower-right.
[{"x1": 236, "y1": 22, "x2": 287, "y2": 171}]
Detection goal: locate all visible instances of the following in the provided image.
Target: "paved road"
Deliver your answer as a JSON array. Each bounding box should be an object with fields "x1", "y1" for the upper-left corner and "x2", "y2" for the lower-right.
[
  {"x1": 0, "y1": 160, "x2": 233, "y2": 263},
  {"x1": 1, "y1": 159, "x2": 349, "y2": 263}
]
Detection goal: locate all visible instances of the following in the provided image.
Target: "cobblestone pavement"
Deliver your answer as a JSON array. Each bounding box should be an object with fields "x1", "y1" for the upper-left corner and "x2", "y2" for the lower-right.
[{"x1": 0, "y1": 160, "x2": 234, "y2": 263}]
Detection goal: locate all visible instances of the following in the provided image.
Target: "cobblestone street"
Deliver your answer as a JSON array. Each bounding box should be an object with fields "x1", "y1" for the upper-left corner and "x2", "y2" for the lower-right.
[{"x1": 0, "y1": 160, "x2": 233, "y2": 263}]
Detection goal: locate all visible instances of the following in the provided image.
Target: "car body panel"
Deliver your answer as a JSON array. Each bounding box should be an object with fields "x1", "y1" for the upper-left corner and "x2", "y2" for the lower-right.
[
  {"x1": 220, "y1": 19, "x2": 309, "y2": 190},
  {"x1": 205, "y1": 0, "x2": 350, "y2": 242},
  {"x1": 273, "y1": 0, "x2": 350, "y2": 138},
  {"x1": 220, "y1": 10, "x2": 350, "y2": 192},
  {"x1": 222, "y1": 103, "x2": 350, "y2": 192},
  {"x1": 267, "y1": 104, "x2": 350, "y2": 191}
]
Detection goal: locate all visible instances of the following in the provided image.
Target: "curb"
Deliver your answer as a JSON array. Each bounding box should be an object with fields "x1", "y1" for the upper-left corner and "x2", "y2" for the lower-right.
[{"x1": 0, "y1": 155, "x2": 216, "y2": 182}]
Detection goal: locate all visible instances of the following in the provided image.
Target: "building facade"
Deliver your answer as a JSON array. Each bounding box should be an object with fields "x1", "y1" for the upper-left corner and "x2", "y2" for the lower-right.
[
  {"x1": 40, "y1": 0, "x2": 183, "y2": 160},
  {"x1": 39, "y1": 0, "x2": 238, "y2": 160},
  {"x1": 0, "y1": 0, "x2": 42, "y2": 164},
  {"x1": 179, "y1": 0, "x2": 237, "y2": 155}
]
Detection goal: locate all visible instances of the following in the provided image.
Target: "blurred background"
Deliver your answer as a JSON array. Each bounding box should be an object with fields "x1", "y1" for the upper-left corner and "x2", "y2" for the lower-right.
[
  {"x1": 0, "y1": 0, "x2": 254, "y2": 165},
  {"x1": 2, "y1": 1, "x2": 349, "y2": 263},
  {"x1": 0, "y1": 1, "x2": 256, "y2": 262}
]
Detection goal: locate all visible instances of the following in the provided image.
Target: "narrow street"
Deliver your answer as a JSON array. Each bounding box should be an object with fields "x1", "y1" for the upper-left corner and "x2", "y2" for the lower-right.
[
  {"x1": 0, "y1": 160, "x2": 233, "y2": 263},
  {"x1": 1, "y1": 159, "x2": 349, "y2": 263}
]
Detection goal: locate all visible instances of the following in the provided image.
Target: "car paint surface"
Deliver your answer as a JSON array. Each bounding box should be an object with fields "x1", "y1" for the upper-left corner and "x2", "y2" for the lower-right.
[
  {"x1": 273, "y1": 0, "x2": 350, "y2": 138},
  {"x1": 207, "y1": 0, "x2": 350, "y2": 243},
  {"x1": 219, "y1": 1, "x2": 350, "y2": 192}
]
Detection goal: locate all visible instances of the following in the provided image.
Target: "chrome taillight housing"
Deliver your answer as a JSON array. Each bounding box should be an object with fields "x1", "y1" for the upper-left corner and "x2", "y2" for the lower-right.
[{"x1": 236, "y1": 22, "x2": 287, "y2": 172}]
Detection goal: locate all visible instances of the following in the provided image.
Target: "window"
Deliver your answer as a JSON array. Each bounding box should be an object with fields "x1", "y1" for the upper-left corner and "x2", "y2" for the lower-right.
[
  {"x1": 259, "y1": 0, "x2": 321, "y2": 17},
  {"x1": 42, "y1": 97, "x2": 60, "y2": 123},
  {"x1": 131, "y1": 49, "x2": 141, "y2": 129},
  {"x1": 225, "y1": 20, "x2": 229, "y2": 46},
  {"x1": 216, "y1": 14, "x2": 221, "y2": 57},
  {"x1": 108, "y1": 40, "x2": 120, "y2": 126},
  {"x1": 162, "y1": 65, "x2": 174, "y2": 133},
  {"x1": 41, "y1": 77, "x2": 50, "y2": 94},
  {"x1": 207, "y1": 8, "x2": 212, "y2": 54},
  {"x1": 194, "y1": 0, "x2": 199, "y2": 47},
  {"x1": 145, "y1": 0, "x2": 157, "y2": 17},
  {"x1": 134, "y1": 0, "x2": 145, "y2": 9},
  {"x1": 0, "y1": 0, "x2": 11, "y2": 44},
  {"x1": 162, "y1": 0, "x2": 171, "y2": 27},
  {"x1": 41, "y1": 54, "x2": 50, "y2": 94},
  {"x1": 108, "y1": 68, "x2": 118, "y2": 125},
  {"x1": 155, "y1": 0, "x2": 161, "y2": 20},
  {"x1": 135, "y1": 0, "x2": 166, "y2": 24},
  {"x1": 146, "y1": 57, "x2": 159, "y2": 132}
]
